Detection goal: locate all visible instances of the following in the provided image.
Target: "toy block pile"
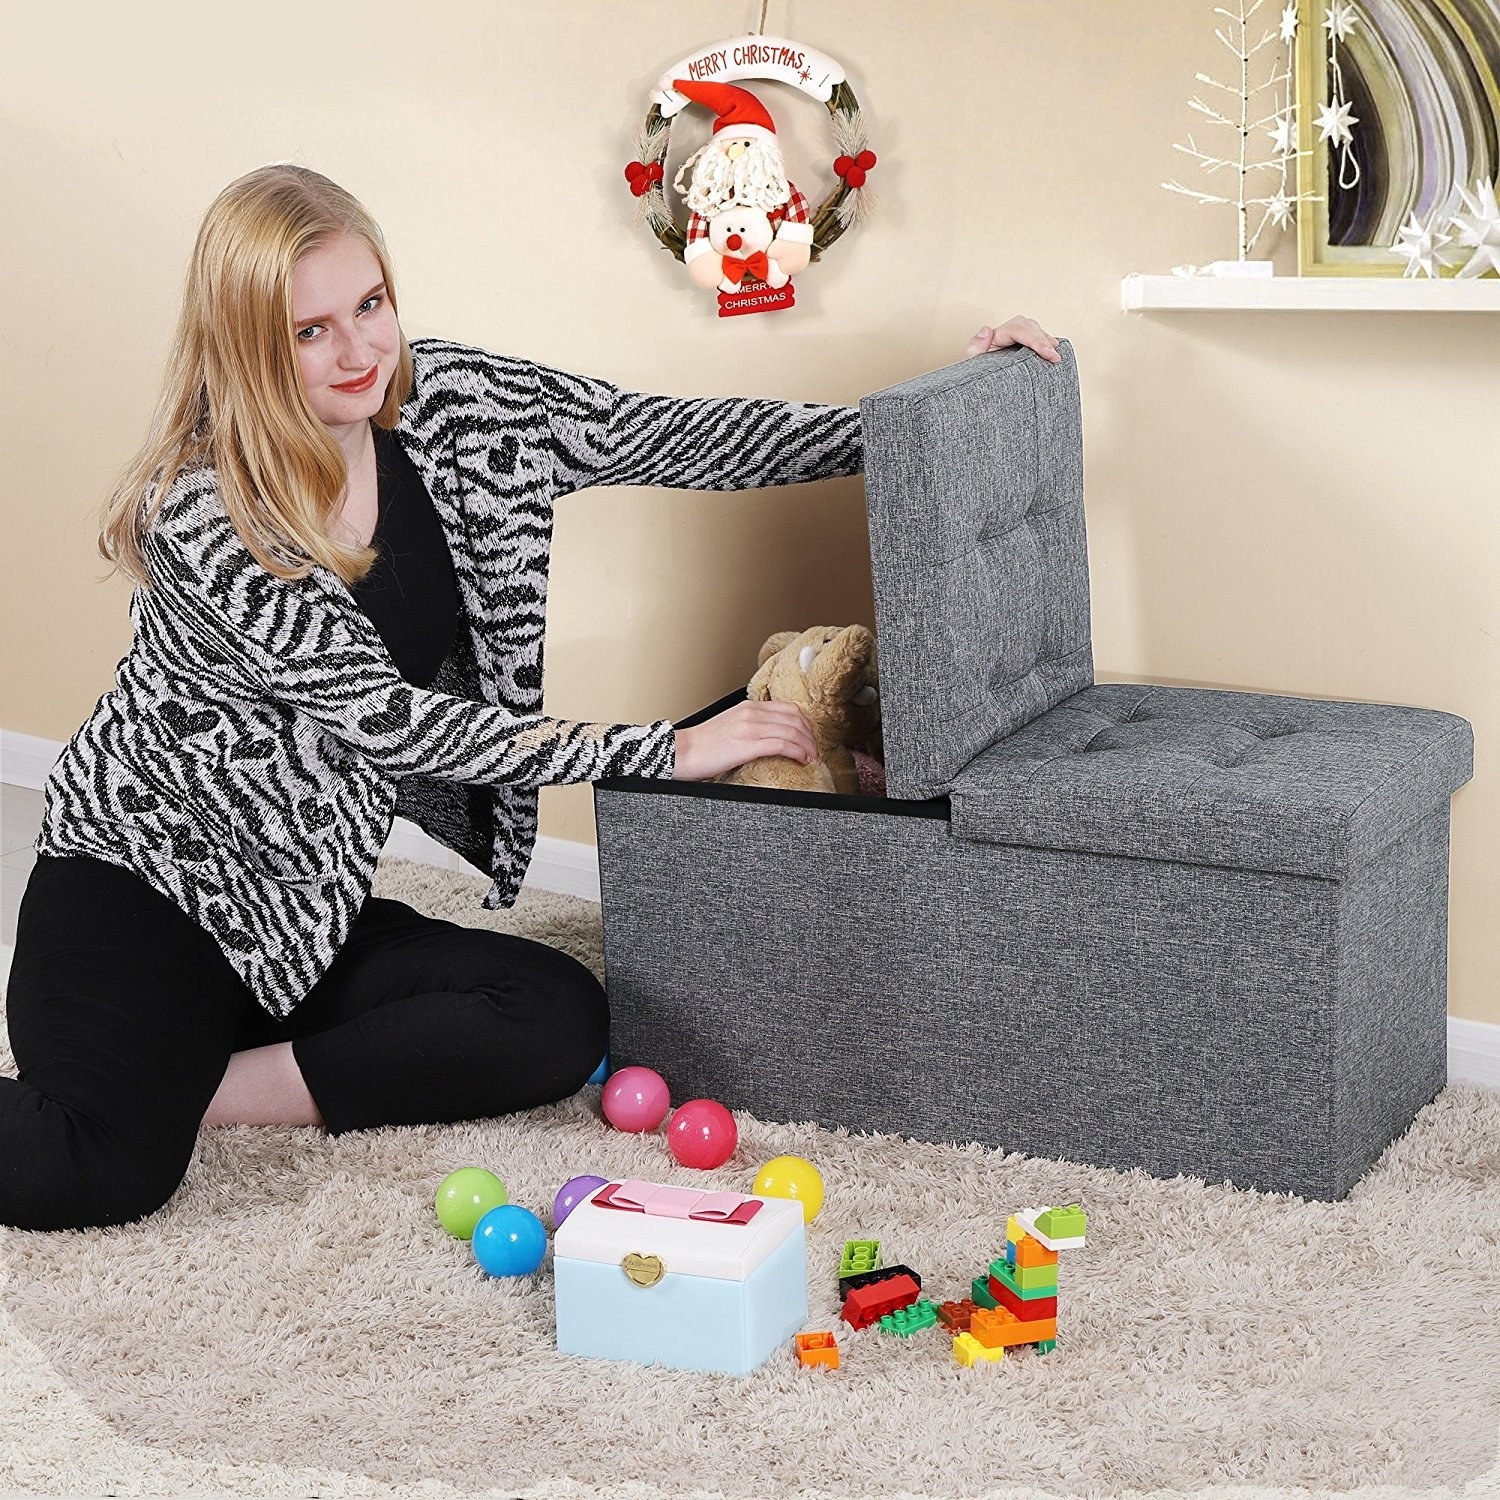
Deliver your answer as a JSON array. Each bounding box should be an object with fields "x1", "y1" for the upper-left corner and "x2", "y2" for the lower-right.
[
  {"x1": 955, "y1": 1205, "x2": 1087, "y2": 1365},
  {"x1": 794, "y1": 1206, "x2": 1087, "y2": 1371}
]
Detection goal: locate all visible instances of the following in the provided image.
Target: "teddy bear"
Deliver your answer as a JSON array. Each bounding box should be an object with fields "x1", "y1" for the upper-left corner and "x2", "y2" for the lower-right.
[{"x1": 718, "y1": 624, "x2": 884, "y2": 796}]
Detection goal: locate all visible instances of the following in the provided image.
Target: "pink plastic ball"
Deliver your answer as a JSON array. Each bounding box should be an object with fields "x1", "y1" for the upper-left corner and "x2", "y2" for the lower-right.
[
  {"x1": 601, "y1": 1066, "x2": 671, "y2": 1133},
  {"x1": 667, "y1": 1099, "x2": 738, "y2": 1169}
]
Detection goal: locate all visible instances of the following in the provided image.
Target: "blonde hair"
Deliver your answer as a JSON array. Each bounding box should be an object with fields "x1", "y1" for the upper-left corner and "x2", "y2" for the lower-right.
[{"x1": 98, "y1": 164, "x2": 414, "y2": 588}]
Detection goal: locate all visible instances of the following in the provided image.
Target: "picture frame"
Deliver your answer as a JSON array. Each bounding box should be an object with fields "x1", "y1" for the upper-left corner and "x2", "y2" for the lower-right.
[{"x1": 1296, "y1": 0, "x2": 1500, "y2": 276}]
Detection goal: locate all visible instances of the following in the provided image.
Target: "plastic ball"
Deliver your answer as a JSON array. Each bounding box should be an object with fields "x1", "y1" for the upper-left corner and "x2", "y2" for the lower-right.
[
  {"x1": 472, "y1": 1204, "x2": 548, "y2": 1277},
  {"x1": 667, "y1": 1098, "x2": 738, "y2": 1169},
  {"x1": 435, "y1": 1167, "x2": 508, "y2": 1239},
  {"x1": 586, "y1": 1053, "x2": 611, "y2": 1086},
  {"x1": 553, "y1": 1173, "x2": 608, "y2": 1228},
  {"x1": 601, "y1": 1065, "x2": 671, "y2": 1132},
  {"x1": 752, "y1": 1155, "x2": 824, "y2": 1223}
]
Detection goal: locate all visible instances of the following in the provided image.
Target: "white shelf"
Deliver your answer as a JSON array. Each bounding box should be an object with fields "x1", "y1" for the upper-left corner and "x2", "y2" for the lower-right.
[{"x1": 1121, "y1": 273, "x2": 1500, "y2": 312}]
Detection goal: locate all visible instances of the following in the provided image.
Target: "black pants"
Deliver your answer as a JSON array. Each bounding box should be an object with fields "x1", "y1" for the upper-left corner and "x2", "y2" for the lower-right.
[{"x1": 1, "y1": 854, "x2": 608, "y2": 1232}]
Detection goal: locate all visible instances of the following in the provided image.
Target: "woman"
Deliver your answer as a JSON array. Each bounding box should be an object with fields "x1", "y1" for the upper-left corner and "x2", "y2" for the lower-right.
[{"x1": 1, "y1": 164, "x2": 1061, "y2": 1232}]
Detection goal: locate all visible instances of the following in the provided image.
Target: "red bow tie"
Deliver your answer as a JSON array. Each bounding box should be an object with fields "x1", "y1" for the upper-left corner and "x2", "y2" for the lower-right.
[{"x1": 721, "y1": 250, "x2": 771, "y2": 285}]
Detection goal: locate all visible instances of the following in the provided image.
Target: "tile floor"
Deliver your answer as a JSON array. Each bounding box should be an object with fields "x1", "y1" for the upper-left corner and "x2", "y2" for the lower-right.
[{"x1": 1, "y1": 782, "x2": 42, "y2": 949}]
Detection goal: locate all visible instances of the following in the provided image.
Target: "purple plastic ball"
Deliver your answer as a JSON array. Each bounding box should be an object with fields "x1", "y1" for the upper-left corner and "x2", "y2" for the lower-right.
[{"x1": 554, "y1": 1174, "x2": 608, "y2": 1228}]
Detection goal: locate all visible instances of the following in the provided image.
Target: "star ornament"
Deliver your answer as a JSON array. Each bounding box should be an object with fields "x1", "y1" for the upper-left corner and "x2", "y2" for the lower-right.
[
  {"x1": 1266, "y1": 190, "x2": 1295, "y2": 229},
  {"x1": 1268, "y1": 114, "x2": 1296, "y2": 157},
  {"x1": 1317, "y1": 98, "x2": 1359, "y2": 148},
  {"x1": 1446, "y1": 177, "x2": 1500, "y2": 278},
  {"x1": 1324, "y1": 0, "x2": 1359, "y2": 42},
  {"x1": 1280, "y1": 2, "x2": 1299, "y2": 44},
  {"x1": 1392, "y1": 207, "x2": 1453, "y2": 279}
]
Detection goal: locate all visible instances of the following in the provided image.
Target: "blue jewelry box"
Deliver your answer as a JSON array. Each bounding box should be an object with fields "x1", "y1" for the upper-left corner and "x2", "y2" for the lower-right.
[{"x1": 553, "y1": 1179, "x2": 807, "y2": 1376}]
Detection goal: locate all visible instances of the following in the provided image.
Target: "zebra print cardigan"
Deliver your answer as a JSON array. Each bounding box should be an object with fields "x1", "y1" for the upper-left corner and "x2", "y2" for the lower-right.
[{"x1": 36, "y1": 337, "x2": 865, "y2": 1017}]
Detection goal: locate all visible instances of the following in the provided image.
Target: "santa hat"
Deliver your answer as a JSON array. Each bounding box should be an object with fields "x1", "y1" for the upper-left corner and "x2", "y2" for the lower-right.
[{"x1": 672, "y1": 79, "x2": 779, "y2": 148}]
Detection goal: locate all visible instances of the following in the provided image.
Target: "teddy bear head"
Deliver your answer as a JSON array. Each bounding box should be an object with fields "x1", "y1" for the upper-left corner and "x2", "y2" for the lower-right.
[{"x1": 747, "y1": 623, "x2": 881, "y2": 755}]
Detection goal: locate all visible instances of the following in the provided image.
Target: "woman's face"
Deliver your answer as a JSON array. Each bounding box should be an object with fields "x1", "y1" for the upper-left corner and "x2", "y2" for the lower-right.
[{"x1": 290, "y1": 231, "x2": 401, "y2": 430}]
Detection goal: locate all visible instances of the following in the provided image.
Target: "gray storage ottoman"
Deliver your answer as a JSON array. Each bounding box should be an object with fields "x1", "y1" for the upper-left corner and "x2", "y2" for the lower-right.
[{"x1": 593, "y1": 343, "x2": 1473, "y2": 1201}]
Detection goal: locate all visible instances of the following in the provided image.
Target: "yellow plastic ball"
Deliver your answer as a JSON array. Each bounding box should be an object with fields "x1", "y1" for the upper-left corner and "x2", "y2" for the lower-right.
[{"x1": 752, "y1": 1155, "x2": 824, "y2": 1223}]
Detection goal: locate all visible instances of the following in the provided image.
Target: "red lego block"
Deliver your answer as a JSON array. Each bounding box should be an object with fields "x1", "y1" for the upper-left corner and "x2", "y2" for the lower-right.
[
  {"x1": 841, "y1": 1273, "x2": 921, "y2": 1330},
  {"x1": 994, "y1": 1282, "x2": 1059, "y2": 1322}
]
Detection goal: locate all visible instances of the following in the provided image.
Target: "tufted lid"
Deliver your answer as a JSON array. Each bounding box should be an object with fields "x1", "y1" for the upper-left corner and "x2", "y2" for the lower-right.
[
  {"x1": 859, "y1": 342, "x2": 1093, "y2": 801},
  {"x1": 948, "y1": 683, "x2": 1474, "y2": 879}
]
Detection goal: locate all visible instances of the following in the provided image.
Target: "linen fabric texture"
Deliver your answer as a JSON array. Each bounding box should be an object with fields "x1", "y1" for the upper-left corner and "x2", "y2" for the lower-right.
[
  {"x1": 594, "y1": 341, "x2": 1474, "y2": 1200},
  {"x1": 35, "y1": 338, "x2": 864, "y2": 1017}
]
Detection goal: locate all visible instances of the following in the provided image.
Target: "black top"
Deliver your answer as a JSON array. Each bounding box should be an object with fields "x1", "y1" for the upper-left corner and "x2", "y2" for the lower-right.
[{"x1": 350, "y1": 422, "x2": 461, "y2": 688}]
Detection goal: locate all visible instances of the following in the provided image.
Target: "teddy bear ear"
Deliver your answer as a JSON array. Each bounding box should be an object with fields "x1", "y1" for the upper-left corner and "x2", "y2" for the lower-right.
[
  {"x1": 746, "y1": 657, "x2": 776, "y2": 700},
  {"x1": 757, "y1": 631, "x2": 798, "y2": 667}
]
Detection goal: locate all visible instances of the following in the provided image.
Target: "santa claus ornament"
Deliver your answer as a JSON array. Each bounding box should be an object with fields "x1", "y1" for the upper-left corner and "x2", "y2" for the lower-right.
[{"x1": 623, "y1": 35, "x2": 877, "y2": 317}]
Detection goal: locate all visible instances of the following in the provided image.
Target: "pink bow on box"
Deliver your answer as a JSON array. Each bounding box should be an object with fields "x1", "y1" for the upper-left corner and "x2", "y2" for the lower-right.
[{"x1": 595, "y1": 1180, "x2": 762, "y2": 1225}]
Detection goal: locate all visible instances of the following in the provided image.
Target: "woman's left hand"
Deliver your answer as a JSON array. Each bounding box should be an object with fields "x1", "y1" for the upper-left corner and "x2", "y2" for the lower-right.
[{"x1": 964, "y1": 315, "x2": 1063, "y2": 364}]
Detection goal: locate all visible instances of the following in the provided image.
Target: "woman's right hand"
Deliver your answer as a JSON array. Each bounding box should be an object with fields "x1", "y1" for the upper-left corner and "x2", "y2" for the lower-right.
[{"x1": 672, "y1": 700, "x2": 817, "y2": 782}]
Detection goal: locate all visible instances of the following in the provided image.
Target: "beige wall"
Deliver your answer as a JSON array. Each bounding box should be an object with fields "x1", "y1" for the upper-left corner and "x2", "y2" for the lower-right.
[{"x1": 3, "y1": 1, "x2": 1495, "y2": 1025}]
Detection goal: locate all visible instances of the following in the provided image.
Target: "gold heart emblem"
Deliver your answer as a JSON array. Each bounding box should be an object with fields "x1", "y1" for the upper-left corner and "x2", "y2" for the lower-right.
[{"x1": 622, "y1": 1252, "x2": 665, "y2": 1287}]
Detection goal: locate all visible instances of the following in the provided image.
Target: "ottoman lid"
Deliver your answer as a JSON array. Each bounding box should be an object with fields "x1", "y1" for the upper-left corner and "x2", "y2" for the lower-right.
[
  {"x1": 946, "y1": 683, "x2": 1475, "y2": 879},
  {"x1": 859, "y1": 342, "x2": 1094, "y2": 801},
  {"x1": 554, "y1": 1180, "x2": 804, "y2": 1281}
]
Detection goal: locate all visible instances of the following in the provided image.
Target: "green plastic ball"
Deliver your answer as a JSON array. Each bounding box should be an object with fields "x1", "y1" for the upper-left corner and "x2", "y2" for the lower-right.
[{"x1": 435, "y1": 1167, "x2": 508, "y2": 1239}]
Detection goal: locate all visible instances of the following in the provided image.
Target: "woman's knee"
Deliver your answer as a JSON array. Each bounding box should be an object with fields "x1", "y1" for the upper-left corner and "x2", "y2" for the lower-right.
[
  {"x1": 474, "y1": 945, "x2": 608, "y2": 1102},
  {"x1": 1, "y1": 1126, "x2": 189, "y2": 1232}
]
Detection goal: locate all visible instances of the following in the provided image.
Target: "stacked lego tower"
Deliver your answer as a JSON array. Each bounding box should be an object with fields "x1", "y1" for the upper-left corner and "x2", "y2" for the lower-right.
[{"x1": 948, "y1": 1205, "x2": 1087, "y2": 1366}]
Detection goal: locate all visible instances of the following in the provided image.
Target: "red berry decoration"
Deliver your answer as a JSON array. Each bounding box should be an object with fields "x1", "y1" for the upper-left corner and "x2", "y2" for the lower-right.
[
  {"x1": 624, "y1": 160, "x2": 664, "y2": 198},
  {"x1": 834, "y1": 149, "x2": 878, "y2": 191}
]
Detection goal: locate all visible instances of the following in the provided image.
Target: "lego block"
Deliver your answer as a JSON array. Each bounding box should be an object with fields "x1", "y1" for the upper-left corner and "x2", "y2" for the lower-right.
[
  {"x1": 841, "y1": 1272, "x2": 921, "y2": 1331},
  {"x1": 990, "y1": 1254, "x2": 1062, "y2": 1302},
  {"x1": 1011, "y1": 1234, "x2": 1059, "y2": 1269},
  {"x1": 993, "y1": 1282, "x2": 1058, "y2": 1321},
  {"x1": 839, "y1": 1262, "x2": 922, "y2": 1301},
  {"x1": 970, "y1": 1305, "x2": 1058, "y2": 1349},
  {"x1": 990, "y1": 1257, "x2": 1058, "y2": 1294},
  {"x1": 1037, "y1": 1338, "x2": 1057, "y2": 1354},
  {"x1": 879, "y1": 1299, "x2": 940, "y2": 1337},
  {"x1": 1017, "y1": 1204, "x2": 1087, "y2": 1251},
  {"x1": 938, "y1": 1298, "x2": 977, "y2": 1334},
  {"x1": 794, "y1": 1330, "x2": 840, "y2": 1369},
  {"x1": 971, "y1": 1276, "x2": 999, "y2": 1309},
  {"x1": 953, "y1": 1331, "x2": 1004, "y2": 1366},
  {"x1": 838, "y1": 1240, "x2": 881, "y2": 1279}
]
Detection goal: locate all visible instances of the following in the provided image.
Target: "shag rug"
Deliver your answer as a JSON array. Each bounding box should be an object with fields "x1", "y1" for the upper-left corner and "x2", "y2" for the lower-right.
[{"x1": 1, "y1": 856, "x2": 1498, "y2": 1500}]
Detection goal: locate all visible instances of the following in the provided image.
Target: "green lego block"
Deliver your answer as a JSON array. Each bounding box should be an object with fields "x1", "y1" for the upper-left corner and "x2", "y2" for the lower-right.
[
  {"x1": 990, "y1": 1258, "x2": 1059, "y2": 1295},
  {"x1": 971, "y1": 1277, "x2": 999, "y2": 1309},
  {"x1": 839, "y1": 1239, "x2": 881, "y2": 1278},
  {"x1": 1036, "y1": 1205, "x2": 1087, "y2": 1240},
  {"x1": 1036, "y1": 1338, "x2": 1058, "y2": 1354},
  {"x1": 878, "y1": 1299, "x2": 939, "y2": 1337}
]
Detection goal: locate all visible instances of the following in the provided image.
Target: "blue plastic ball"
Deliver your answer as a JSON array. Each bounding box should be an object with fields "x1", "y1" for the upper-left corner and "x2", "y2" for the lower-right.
[
  {"x1": 587, "y1": 1053, "x2": 611, "y2": 1086},
  {"x1": 472, "y1": 1204, "x2": 548, "y2": 1278}
]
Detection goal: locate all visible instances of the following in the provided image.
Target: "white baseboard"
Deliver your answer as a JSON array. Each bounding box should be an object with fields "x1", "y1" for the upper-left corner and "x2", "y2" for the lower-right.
[
  {"x1": 4, "y1": 725, "x2": 1497, "y2": 1086},
  {"x1": 383, "y1": 818, "x2": 601, "y2": 904}
]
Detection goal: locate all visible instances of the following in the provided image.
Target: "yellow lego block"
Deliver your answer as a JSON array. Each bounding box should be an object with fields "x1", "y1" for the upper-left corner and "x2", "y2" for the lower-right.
[{"x1": 953, "y1": 1331, "x2": 1005, "y2": 1366}]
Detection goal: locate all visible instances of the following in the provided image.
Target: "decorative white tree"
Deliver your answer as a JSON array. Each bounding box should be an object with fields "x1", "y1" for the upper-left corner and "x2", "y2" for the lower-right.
[{"x1": 1163, "y1": 0, "x2": 1320, "y2": 264}]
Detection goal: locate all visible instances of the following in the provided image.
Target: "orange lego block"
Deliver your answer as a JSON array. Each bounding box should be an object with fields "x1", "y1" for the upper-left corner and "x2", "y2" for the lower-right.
[
  {"x1": 970, "y1": 1305, "x2": 1058, "y2": 1349},
  {"x1": 1013, "y1": 1234, "x2": 1059, "y2": 1269},
  {"x1": 794, "y1": 1331, "x2": 840, "y2": 1369}
]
